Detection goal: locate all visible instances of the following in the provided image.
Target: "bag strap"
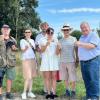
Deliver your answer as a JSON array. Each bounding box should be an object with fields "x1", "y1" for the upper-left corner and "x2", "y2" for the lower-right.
[{"x1": 25, "y1": 39, "x2": 35, "y2": 52}]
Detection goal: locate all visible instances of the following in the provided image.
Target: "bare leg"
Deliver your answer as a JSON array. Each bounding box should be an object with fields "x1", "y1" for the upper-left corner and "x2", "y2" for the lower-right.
[
  {"x1": 7, "y1": 79, "x2": 12, "y2": 93},
  {"x1": 43, "y1": 71, "x2": 51, "y2": 94},
  {"x1": 28, "y1": 79, "x2": 33, "y2": 92},
  {"x1": 65, "y1": 80, "x2": 70, "y2": 90},
  {"x1": 51, "y1": 71, "x2": 57, "y2": 94},
  {"x1": 71, "y1": 81, "x2": 76, "y2": 91},
  {"x1": 23, "y1": 79, "x2": 29, "y2": 92}
]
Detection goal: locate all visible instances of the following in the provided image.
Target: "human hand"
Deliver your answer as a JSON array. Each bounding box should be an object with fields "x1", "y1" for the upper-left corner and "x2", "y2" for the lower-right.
[
  {"x1": 24, "y1": 45, "x2": 29, "y2": 51},
  {"x1": 11, "y1": 45, "x2": 18, "y2": 51},
  {"x1": 46, "y1": 40, "x2": 50, "y2": 46},
  {"x1": 56, "y1": 43, "x2": 61, "y2": 50},
  {"x1": 75, "y1": 41, "x2": 82, "y2": 47},
  {"x1": 75, "y1": 60, "x2": 79, "y2": 68}
]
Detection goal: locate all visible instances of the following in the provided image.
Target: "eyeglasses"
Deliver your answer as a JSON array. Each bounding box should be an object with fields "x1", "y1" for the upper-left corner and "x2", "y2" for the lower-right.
[
  {"x1": 25, "y1": 31, "x2": 31, "y2": 33},
  {"x1": 62, "y1": 29, "x2": 70, "y2": 31}
]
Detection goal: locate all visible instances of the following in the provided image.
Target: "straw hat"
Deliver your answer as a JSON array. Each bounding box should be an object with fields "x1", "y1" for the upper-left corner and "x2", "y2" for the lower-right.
[{"x1": 61, "y1": 24, "x2": 72, "y2": 30}]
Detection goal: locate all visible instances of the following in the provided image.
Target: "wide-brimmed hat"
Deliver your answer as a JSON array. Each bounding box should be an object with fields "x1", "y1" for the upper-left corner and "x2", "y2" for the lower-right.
[
  {"x1": 2, "y1": 24, "x2": 10, "y2": 28},
  {"x1": 61, "y1": 24, "x2": 72, "y2": 30}
]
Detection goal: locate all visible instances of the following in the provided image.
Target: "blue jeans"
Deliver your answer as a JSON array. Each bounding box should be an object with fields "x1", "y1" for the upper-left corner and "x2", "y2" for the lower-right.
[{"x1": 80, "y1": 56, "x2": 100, "y2": 99}]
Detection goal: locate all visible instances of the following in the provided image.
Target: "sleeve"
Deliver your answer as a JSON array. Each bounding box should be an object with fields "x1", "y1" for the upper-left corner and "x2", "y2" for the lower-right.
[
  {"x1": 20, "y1": 39, "x2": 26, "y2": 49},
  {"x1": 89, "y1": 33, "x2": 100, "y2": 46}
]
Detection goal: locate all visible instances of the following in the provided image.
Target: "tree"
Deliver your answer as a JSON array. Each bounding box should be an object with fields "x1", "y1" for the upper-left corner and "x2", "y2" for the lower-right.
[
  {"x1": 71, "y1": 30, "x2": 82, "y2": 40},
  {"x1": 0, "y1": 0, "x2": 41, "y2": 39},
  {"x1": 97, "y1": 29, "x2": 100, "y2": 37}
]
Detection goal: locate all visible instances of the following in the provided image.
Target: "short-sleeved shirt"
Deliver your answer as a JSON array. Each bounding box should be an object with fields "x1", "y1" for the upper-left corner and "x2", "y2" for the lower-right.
[
  {"x1": 20, "y1": 39, "x2": 35, "y2": 60},
  {"x1": 35, "y1": 32, "x2": 45, "y2": 45},
  {"x1": 59, "y1": 36, "x2": 77, "y2": 63},
  {"x1": 78, "y1": 32, "x2": 100, "y2": 61}
]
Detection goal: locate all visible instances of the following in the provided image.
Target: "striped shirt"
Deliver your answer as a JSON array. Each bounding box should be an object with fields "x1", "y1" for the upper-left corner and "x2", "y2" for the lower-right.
[{"x1": 59, "y1": 36, "x2": 77, "y2": 63}]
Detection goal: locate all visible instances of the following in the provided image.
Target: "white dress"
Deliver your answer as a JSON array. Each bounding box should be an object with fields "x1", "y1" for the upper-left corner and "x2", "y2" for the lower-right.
[{"x1": 40, "y1": 37, "x2": 59, "y2": 71}]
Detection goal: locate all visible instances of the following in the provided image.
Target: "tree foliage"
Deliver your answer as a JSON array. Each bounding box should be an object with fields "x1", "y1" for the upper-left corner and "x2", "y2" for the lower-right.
[
  {"x1": 0, "y1": 0, "x2": 41, "y2": 39},
  {"x1": 71, "y1": 30, "x2": 82, "y2": 40},
  {"x1": 97, "y1": 29, "x2": 100, "y2": 37}
]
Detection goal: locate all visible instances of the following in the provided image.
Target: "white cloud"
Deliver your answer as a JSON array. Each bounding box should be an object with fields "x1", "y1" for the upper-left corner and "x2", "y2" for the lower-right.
[{"x1": 47, "y1": 8, "x2": 100, "y2": 13}]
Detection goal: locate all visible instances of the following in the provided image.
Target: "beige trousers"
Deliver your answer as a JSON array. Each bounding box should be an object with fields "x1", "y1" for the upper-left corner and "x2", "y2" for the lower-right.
[{"x1": 22, "y1": 59, "x2": 37, "y2": 80}]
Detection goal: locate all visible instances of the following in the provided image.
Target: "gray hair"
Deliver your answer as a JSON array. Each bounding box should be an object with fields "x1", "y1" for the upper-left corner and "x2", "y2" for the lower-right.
[
  {"x1": 80, "y1": 21, "x2": 90, "y2": 27},
  {"x1": 40, "y1": 22, "x2": 48, "y2": 28}
]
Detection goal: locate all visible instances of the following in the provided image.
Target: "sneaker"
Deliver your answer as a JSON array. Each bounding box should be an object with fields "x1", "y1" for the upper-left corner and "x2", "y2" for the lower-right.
[
  {"x1": 21, "y1": 92, "x2": 27, "y2": 99},
  {"x1": 50, "y1": 92, "x2": 58, "y2": 98},
  {"x1": 71, "y1": 91, "x2": 76, "y2": 98},
  {"x1": 66, "y1": 89, "x2": 70, "y2": 97},
  {"x1": 50, "y1": 93, "x2": 58, "y2": 99},
  {"x1": 45, "y1": 94, "x2": 51, "y2": 99},
  {"x1": 6, "y1": 92, "x2": 13, "y2": 99},
  {"x1": 27, "y1": 92, "x2": 36, "y2": 98}
]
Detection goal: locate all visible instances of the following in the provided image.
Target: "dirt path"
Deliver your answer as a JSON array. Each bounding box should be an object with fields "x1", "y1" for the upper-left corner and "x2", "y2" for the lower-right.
[{"x1": 2, "y1": 93, "x2": 79, "y2": 100}]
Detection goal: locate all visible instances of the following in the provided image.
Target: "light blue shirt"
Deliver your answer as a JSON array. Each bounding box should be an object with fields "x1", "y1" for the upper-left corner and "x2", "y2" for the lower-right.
[{"x1": 78, "y1": 32, "x2": 100, "y2": 61}]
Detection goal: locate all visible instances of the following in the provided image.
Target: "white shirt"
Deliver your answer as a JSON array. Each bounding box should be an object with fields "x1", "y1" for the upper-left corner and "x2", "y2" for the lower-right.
[
  {"x1": 20, "y1": 39, "x2": 35, "y2": 60},
  {"x1": 35, "y1": 32, "x2": 45, "y2": 45}
]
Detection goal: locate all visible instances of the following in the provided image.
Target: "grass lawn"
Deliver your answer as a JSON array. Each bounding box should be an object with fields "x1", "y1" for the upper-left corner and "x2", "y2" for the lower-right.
[{"x1": 3, "y1": 52, "x2": 86, "y2": 99}]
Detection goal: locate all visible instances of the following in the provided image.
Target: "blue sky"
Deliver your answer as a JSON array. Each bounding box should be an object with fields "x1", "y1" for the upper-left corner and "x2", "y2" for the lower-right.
[{"x1": 36, "y1": 0, "x2": 100, "y2": 33}]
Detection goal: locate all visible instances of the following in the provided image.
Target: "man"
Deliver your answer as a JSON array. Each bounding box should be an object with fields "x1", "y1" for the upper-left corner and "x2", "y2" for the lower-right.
[
  {"x1": 1, "y1": 24, "x2": 17, "y2": 99},
  {"x1": 35, "y1": 22, "x2": 49, "y2": 94},
  {"x1": 76, "y1": 22, "x2": 100, "y2": 100},
  {"x1": 35, "y1": 22, "x2": 49, "y2": 48},
  {"x1": 56, "y1": 24, "x2": 78, "y2": 98},
  {"x1": 0, "y1": 31, "x2": 7, "y2": 100}
]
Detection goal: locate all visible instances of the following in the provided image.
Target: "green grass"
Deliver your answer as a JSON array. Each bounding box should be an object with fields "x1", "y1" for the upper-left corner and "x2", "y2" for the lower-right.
[{"x1": 3, "y1": 52, "x2": 86, "y2": 99}]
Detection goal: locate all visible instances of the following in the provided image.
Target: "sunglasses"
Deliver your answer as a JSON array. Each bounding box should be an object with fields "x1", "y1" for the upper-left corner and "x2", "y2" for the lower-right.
[
  {"x1": 62, "y1": 29, "x2": 70, "y2": 31},
  {"x1": 47, "y1": 32, "x2": 54, "y2": 35},
  {"x1": 25, "y1": 31, "x2": 31, "y2": 33}
]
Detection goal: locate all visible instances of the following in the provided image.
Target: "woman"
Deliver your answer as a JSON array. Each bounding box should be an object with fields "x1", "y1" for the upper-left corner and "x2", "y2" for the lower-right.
[
  {"x1": 40, "y1": 27, "x2": 59, "y2": 99},
  {"x1": 20, "y1": 28, "x2": 37, "y2": 99}
]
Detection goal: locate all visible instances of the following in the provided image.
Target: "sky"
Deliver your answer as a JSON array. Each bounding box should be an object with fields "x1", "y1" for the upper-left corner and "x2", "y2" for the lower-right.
[{"x1": 36, "y1": 0, "x2": 100, "y2": 33}]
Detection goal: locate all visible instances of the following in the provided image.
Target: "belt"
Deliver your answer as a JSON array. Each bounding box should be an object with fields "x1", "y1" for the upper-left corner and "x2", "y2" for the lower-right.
[{"x1": 80, "y1": 56, "x2": 99, "y2": 63}]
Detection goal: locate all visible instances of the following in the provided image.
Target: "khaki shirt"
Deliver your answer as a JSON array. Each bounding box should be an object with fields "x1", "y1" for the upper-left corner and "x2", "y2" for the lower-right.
[{"x1": 0, "y1": 40, "x2": 7, "y2": 67}]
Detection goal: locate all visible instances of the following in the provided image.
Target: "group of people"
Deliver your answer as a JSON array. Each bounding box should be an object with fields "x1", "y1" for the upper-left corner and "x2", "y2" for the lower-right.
[{"x1": 0, "y1": 21, "x2": 100, "y2": 100}]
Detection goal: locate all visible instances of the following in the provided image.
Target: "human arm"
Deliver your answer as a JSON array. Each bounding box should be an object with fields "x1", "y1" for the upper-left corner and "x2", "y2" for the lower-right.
[
  {"x1": 41, "y1": 41, "x2": 50, "y2": 53},
  {"x1": 56, "y1": 42, "x2": 61, "y2": 55},
  {"x1": 76, "y1": 41, "x2": 96, "y2": 49},
  {"x1": 74, "y1": 45, "x2": 79, "y2": 68}
]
